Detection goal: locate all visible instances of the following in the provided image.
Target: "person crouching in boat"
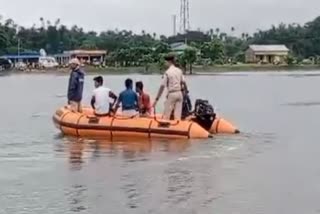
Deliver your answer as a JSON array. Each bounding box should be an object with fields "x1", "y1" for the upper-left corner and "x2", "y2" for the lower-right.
[
  {"x1": 135, "y1": 81, "x2": 152, "y2": 116},
  {"x1": 182, "y1": 89, "x2": 192, "y2": 119},
  {"x1": 114, "y1": 78, "x2": 139, "y2": 117},
  {"x1": 67, "y1": 58, "x2": 85, "y2": 113},
  {"x1": 91, "y1": 76, "x2": 117, "y2": 117},
  {"x1": 153, "y1": 54, "x2": 188, "y2": 120}
]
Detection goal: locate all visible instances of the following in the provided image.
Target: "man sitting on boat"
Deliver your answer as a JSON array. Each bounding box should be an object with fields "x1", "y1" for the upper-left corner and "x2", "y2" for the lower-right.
[
  {"x1": 114, "y1": 78, "x2": 139, "y2": 117},
  {"x1": 91, "y1": 76, "x2": 118, "y2": 117},
  {"x1": 135, "y1": 81, "x2": 152, "y2": 116}
]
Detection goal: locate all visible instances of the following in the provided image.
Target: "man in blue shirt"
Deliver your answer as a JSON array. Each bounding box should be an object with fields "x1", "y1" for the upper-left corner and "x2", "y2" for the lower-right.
[{"x1": 114, "y1": 78, "x2": 138, "y2": 117}]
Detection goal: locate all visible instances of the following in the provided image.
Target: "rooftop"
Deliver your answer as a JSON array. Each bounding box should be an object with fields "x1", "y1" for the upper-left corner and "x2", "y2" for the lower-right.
[
  {"x1": 170, "y1": 42, "x2": 192, "y2": 51},
  {"x1": 0, "y1": 54, "x2": 40, "y2": 59},
  {"x1": 249, "y1": 45, "x2": 289, "y2": 52},
  {"x1": 64, "y1": 50, "x2": 107, "y2": 55}
]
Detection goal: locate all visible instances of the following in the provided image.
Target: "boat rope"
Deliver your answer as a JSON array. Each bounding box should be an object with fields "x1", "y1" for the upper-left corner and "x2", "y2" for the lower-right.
[
  {"x1": 111, "y1": 113, "x2": 140, "y2": 120},
  {"x1": 153, "y1": 107, "x2": 180, "y2": 126}
]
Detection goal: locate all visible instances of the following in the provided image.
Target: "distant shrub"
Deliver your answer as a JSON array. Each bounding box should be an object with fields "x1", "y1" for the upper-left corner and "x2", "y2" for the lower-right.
[
  {"x1": 301, "y1": 59, "x2": 313, "y2": 65},
  {"x1": 213, "y1": 59, "x2": 224, "y2": 65},
  {"x1": 286, "y1": 55, "x2": 296, "y2": 65}
]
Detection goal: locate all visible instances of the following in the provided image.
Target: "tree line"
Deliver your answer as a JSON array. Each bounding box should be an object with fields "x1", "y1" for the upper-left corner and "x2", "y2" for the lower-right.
[{"x1": 1, "y1": 15, "x2": 320, "y2": 71}]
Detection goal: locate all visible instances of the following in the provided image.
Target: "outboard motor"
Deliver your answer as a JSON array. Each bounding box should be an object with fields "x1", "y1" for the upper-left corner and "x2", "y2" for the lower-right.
[{"x1": 193, "y1": 99, "x2": 216, "y2": 130}]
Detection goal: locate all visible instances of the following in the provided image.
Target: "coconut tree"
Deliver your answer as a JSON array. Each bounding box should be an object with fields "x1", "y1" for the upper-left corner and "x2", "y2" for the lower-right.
[
  {"x1": 140, "y1": 54, "x2": 153, "y2": 72},
  {"x1": 209, "y1": 28, "x2": 214, "y2": 40},
  {"x1": 183, "y1": 47, "x2": 197, "y2": 74},
  {"x1": 215, "y1": 28, "x2": 220, "y2": 35}
]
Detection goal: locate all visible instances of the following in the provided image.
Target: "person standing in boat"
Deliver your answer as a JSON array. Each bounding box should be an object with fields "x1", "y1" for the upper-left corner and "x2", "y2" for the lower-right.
[
  {"x1": 114, "y1": 78, "x2": 139, "y2": 117},
  {"x1": 91, "y1": 76, "x2": 118, "y2": 116},
  {"x1": 67, "y1": 58, "x2": 85, "y2": 113},
  {"x1": 135, "y1": 81, "x2": 152, "y2": 116},
  {"x1": 153, "y1": 54, "x2": 188, "y2": 120}
]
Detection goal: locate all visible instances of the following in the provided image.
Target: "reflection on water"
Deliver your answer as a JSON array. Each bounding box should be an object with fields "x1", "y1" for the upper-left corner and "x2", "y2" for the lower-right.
[
  {"x1": 51, "y1": 130, "x2": 276, "y2": 213},
  {"x1": 288, "y1": 72, "x2": 320, "y2": 78},
  {"x1": 66, "y1": 184, "x2": 88, "y2": 213},
  {"x1": 284, "y1": 101, "x2": 320, "y2": 107},
  {"x1": 69, "y1": 141, "x2": 85, "y2": 171},
  {"x1": 57, "y1": 138, "x2": 192, "y2": 170},
  {"x1": 166, "y1": 166, "x2": 193, "y2": 204}
]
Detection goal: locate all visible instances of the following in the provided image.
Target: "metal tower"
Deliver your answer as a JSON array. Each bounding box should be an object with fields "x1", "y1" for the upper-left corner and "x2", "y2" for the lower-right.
[
  {"x1": 180, "y1": 0, "x2": 190, "y2": 34},
  {"x1": 172, "y1": 15, "x2": 177, "y2": 36}
]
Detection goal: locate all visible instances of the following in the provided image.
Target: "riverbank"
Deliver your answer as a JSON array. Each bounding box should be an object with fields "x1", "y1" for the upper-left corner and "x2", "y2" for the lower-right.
[
  {"x1": 198, "y1": 64, "x2": 320, "y2": 72},
  {"x1": 6, "y1": 64, "x2": 320, "y2": 75}
]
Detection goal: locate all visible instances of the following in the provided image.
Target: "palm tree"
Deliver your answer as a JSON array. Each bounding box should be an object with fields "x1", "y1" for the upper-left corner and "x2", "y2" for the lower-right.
[
  {"x1": 245, "y1": 33, "x2": 249, "y2": 40},
  {"x1": 231, "y1": 27, "x2": 235, "y2": 37},
  {"x1": 215, "y1": 28, "x2": 220, "y2": 35},
  {"x1": 241, "y1": 33, "x2": 245, "y2": 40},
  {"x1": 219, "y1": 33, "x2": 227, "y2": 41},
  {"x1": 210, "y1": 28, "x2": 214, "y2": 36},
  {"x1": 209, "y1": 28, "x2": 214, "y2": 40},
  {"x1": 54, "y1": 18, "x2": 60, "y2": 27},
  {"x1": 4, "y1": 19, "x2": 14, "y2": 27},
  {"x1": 160, "y1": 35, "x2": 166, "y2": 41},
  {"x1": 0, "y1": 29, "x2": 8, "y2": 48},
  {"x1": 183, "y1": 48, "x2": 197, "y2": 74},
  {"x1": 39, "y1": 17, "x2": 45, "y2": 29}
]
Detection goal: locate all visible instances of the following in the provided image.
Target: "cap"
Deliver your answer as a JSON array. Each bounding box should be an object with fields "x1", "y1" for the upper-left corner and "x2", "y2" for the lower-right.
[
  {"x1": 164, "y1": 54, "x2": 175, "y2": 61},
  {"x1": 69, "y1": 58, "x2": 81, "y2": 65}
]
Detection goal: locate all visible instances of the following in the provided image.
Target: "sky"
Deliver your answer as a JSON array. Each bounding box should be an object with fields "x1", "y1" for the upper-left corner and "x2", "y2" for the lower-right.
[{"x1": 0, "y1": 0, "x2": 319, "y2": 36}]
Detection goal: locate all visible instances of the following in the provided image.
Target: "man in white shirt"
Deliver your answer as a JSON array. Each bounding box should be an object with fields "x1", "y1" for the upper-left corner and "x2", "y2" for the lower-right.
[
  {"x1": 91, "y1": 76, "x2": 117, "y2": 116},
  {"x1": 153, "y1": 55, "x2": 188, "y2": 120}
]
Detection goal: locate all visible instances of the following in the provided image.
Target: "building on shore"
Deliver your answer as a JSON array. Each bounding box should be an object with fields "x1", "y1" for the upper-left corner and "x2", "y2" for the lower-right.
[
  {"x1": 54, "y1": 50, "x2": 107, "y2": 65},
  {"x1": 0, "y1": 51, "x2": 58, "y2": 69},
  {"x1": 170, "y1": 42, "x2": 191, "y2": 55},
  {"x1": 0, "y1": 51, "x2": 40, "y2": 64},
  {"x1": 170, "y1": 42, "x2": 200, "y2": 56},
  {"x1": 245, "y1": 45, "x2": 289, "y2": 64}
]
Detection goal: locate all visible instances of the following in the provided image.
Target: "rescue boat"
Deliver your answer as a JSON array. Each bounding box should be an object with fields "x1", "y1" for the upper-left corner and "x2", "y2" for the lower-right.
[
  {"x1": 53, "y1": 106, "x2": 211, "y2": 139},
  {"x1": 52, "y1": 105, "x2": 239, "y2": 140}
]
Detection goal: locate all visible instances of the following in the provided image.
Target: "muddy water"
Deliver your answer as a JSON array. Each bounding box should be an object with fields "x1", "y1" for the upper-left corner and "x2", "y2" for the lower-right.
[{"x1": 1, "y1": 71, "x2": 320, "y2": 214}]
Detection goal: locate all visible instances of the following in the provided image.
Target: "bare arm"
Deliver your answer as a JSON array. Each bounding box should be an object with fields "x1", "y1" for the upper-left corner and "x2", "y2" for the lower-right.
[
  {"x1": 153, "y1": 73, "x2": 167, "y2": 107},
  {"x1": 113, "y1": 93, "x2": 122, "y2": 114},
  {"x1": 113, "y1": 100, "x2": 120, "y2": 114},
  {"x1": 109, "y1": 91, "x2": 118, "y2": 108},
  {"x1": 153, "y1": 85, "x2": 165, "y2": 107},
  {"x1": 91, "y1": 96, "x2": 96, "y2": 109},
  {"x1": 135, "y1": 93, "x2": 139, "y2": 110}
]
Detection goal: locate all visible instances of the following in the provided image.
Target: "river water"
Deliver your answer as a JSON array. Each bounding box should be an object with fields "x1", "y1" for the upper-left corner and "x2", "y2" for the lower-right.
[{"x1": 0, "y1": 71, "x2": 320, "y2": 214}]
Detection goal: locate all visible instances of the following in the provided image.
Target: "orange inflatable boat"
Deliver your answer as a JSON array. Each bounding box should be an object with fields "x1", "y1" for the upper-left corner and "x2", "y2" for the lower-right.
[
  {"x1": 53, "y1": 106, "x2": 211, "y2": 139},
  {"x1": 53, "y1": 104, "x2": 239, "y2": 140}
]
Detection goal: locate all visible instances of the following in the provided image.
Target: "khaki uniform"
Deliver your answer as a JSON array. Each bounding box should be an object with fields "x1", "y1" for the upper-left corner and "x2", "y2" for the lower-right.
[
  {"x1": 161, "y1": 65, "x2": 185, "y2": 120},
  {"x1": 69, "y1": 101, "x2": 82, "y2": 113}
]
